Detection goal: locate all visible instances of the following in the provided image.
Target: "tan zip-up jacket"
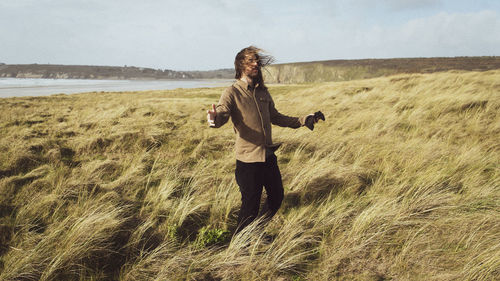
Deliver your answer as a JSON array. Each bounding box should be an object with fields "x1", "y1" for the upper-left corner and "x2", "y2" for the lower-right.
[{"x1": 212, "y1": 79, "x2": 308, "y2": 163}]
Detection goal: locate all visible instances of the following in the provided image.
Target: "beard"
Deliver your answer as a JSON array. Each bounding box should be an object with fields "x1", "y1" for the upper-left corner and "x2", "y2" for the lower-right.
[{"x1": 245, "y1": 67, "x2": 259, "y2": 78}]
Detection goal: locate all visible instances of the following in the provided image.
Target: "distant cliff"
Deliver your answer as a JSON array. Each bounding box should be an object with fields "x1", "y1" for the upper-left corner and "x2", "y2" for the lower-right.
[
  {"x1": 263, "y1": 56, "x2": 500, "y2": 83},
  {"x1": 0, "y1": 64, "x2": 234, "y2": 80},
  {"x1": 2, "y1": 57, "x2": 499, "y2": 83}
]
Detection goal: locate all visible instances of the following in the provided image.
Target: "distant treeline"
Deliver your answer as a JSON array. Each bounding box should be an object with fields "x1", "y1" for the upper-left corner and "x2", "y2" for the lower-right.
[{"x1": 1, "y1": 56, "x2": 499, "y2": 83}]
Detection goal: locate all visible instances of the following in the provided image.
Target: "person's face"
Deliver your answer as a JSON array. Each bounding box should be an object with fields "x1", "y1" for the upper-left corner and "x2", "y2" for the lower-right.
[{"x1": 242, "y1": 54, "x2": 259, "y2": 78}]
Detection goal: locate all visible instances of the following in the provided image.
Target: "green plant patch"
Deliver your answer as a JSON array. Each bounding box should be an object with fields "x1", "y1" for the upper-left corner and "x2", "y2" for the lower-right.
[{"x1": 194, "y1": 226, "x2": 231, "y2": 248}]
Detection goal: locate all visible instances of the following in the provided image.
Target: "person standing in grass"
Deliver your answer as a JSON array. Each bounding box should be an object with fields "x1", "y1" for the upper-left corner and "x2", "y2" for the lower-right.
[{"x1": 207, "y1": 46, "x2": 322, "y2": 233}]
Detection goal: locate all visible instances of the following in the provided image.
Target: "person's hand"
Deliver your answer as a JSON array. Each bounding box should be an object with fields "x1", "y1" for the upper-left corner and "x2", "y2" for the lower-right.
[
  {"x1": 305, "y1": 111, "x2": 325, "y2": 130},
  {"x1": 207, "y1": 104, "x2": 216, "y2": 127}
]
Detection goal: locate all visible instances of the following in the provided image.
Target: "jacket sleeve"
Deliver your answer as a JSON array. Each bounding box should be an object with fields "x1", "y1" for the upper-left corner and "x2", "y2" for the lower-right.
[
  {"x1": 269, "y1": 96, "x2": 308, "y2": 129},
  {"x1": 212, "y1": 87, "x2": 233, "y2": 128}
]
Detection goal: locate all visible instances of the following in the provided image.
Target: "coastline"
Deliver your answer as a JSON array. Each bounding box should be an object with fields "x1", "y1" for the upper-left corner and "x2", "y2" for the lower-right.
[{"x1": 0, "y1": 77, "x2": 233, "y2": 98}]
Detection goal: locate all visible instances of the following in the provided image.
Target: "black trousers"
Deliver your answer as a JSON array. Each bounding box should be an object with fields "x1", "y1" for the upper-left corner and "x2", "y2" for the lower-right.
[{"x1": 234, "y1": 154, "x2": 284, "y2": 233}]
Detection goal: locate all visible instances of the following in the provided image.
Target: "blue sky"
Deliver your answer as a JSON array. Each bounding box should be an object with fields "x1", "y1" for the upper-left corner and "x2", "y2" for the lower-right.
[{"x1": 1, "y1": 0, "x2": 499, "y2": 70}]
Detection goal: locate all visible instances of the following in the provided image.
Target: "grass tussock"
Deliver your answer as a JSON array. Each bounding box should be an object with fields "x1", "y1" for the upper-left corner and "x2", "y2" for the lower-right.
[{"x1": 0, "y1": 70, "x2": 499, "y2": 280}]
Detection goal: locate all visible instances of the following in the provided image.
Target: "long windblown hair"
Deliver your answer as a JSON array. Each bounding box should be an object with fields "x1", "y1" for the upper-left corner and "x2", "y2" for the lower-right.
[{"x1": 234, "y1": 46, "x2": 274, "y2": 88}]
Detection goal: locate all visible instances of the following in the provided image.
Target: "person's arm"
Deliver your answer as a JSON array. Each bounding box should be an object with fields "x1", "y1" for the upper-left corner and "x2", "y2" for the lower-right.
[
  {"x1": 207, "y1": 87, "x2": 233, "y2": 128},
  {"x1": 269, "y1": 97, "x2": 308, "y2": 128}
]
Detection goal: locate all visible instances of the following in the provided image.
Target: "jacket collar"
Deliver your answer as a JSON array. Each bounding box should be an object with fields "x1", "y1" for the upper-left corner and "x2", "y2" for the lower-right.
[{"x1": 236, "y1": 79, "x2": 259, "y2": 90}]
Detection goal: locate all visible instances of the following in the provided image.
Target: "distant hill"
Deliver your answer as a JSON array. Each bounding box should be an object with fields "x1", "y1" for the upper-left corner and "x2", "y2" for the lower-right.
[
  {"x1": 263, "y1": 56, "x2": 500, "y2": 83},
  {"x1": 0, "y1": 64, "x2": 234, "y2": 80},
  {"x1": 1, "y1": 57, "x2": 499, "y2": 83}
]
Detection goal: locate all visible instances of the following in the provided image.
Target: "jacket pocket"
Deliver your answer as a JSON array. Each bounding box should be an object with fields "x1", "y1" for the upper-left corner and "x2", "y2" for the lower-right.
[{"x1": 257, "y1": 97, "x2": 271, "y2": 122}]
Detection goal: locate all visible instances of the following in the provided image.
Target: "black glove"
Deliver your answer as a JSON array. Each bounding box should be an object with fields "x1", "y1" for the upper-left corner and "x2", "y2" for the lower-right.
[{"x1": 305, "y1": 111, "x2": 325, "y2": 131}]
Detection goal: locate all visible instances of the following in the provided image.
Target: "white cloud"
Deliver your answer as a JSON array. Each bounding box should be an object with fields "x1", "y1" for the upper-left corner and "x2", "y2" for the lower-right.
[
  {"x1": 374, "y1": 10, "x2": 500, "y2": 57},
  {"x1": 382, "y1": 0, "x2": 442, "y2": 11},
  {"x1": 269, "y1": 9, "x2": 500, "y2": 62},
  {"x1": 0, "y1": 1, "x2": 498, "y2": 69}
]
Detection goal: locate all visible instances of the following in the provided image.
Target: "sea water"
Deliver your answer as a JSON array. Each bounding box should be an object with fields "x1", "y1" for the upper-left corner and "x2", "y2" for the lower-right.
[{"x1": 0, "y1": 78, "x2": 233, "y2": 98}]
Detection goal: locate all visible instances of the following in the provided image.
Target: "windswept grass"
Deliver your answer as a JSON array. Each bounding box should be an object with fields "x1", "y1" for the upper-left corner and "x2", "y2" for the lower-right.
[{"x1": 0, "y1": 70, "x2": 499, "y2": 280}]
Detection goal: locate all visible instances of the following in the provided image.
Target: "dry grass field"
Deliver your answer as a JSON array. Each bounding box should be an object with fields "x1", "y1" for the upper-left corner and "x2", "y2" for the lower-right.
[{"x1": 0, "y1": 70, "x2": 499, "y2": 280}]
